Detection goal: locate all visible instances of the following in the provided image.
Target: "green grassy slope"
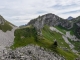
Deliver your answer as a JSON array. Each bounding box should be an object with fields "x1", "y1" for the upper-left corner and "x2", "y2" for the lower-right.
[
  {"x1": 55, "y1": 24, "x2": 80, "y2": 39},
  {"x1": 55, "y1": 25, "x2": 80, "y2": 52},
  {"x1": 68, "y1": 38, "x2": 80, "y2": 52},
  {"x1": 0, "y1": 21, "x2": 12, "y2": 32},
  {"x1": 42, "y1": 25, "x2": 70, "y2": 49},
  {"x1": 11, "y1": 26, "x2": 53, "y2": 49},
  {"x1": 42, "y1": 25, "x2": 77, "y2": 60},
  {"x1": 11, "y1": 25, "x2": 78, "y2": 60},
  {"x1": 11, "y1": 26, "x2": 37, "y2": 48}
]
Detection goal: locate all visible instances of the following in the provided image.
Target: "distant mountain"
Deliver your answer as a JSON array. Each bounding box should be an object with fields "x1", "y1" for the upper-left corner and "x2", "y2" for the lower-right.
[{"x1": 67, "y1": 16, "x2": 73, "y2": 20}]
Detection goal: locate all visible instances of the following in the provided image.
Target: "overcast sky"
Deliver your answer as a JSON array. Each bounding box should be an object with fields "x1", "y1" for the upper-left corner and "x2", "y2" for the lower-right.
[{"x1": 0, "y1": 0, "x2": 80, "y2": 26}]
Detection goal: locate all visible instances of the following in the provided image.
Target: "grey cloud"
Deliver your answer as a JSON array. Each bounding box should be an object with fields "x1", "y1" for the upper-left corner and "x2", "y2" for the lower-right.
[
  {"x1": 62, "y1": 10, "x2": 80, "y2": 14},
  {"x1": 52, "y1": 3, "x2": 79, "y2": 10}
]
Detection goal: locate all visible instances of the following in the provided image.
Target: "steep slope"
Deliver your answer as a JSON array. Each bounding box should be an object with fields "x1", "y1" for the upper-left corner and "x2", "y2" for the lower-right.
[
  {"x1": 72, "y1": 16, "x2": 80, "y2": 38},
  {"x1": 11, "y1": 25, "x2": 78, "y2": 60},
  {"x1": 0, "y1": 15, "x2": 17, "y2": 56},
  {"x1": 0, "y1": 15, "x2": 13, "y2": 32},
  {"x1": 28, "y1": 13, "x2": 79, "y2": 40},
  {"x1": 60, "y1": 16, "x2": 80, "y2": 39},
  {"x1": 11, "y1": 13, "x2": 80, "y2": 60}
]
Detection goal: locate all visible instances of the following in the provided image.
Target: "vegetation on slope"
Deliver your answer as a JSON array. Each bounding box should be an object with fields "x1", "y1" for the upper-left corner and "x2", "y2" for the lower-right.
[
  {"x1": 0, "y1": 21, "x2": 12, "y2": 32},
  {"x1": 11, "y1": 26, "x2": 38, "y2": 48},
  {"x1": 68, "y1": 38, "x2": 80, "y2": 52},
  {"x1": 11, "y1": 25, "x2": 78, "y2": 60},
  {"x1": 42, "y1": 25, "x2": 77, "y2": 60},
  {"x1": 42, "y1": 25, "x2": 70, "y2": 49},
  {"x1": 55, "y1": 24, "x2": 80, "y2": 39}
]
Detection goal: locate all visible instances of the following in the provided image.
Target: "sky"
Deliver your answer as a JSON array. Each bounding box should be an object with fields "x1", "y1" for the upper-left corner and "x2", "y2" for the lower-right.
[{"x1": 0, "y1": 0, "x2": 80, "y2": 26}]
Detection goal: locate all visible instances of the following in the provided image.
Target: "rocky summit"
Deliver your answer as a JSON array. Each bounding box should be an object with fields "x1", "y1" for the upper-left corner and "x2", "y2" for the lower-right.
[{"x1": 28, "y1": 13, "x2": 72, "y2": 30}]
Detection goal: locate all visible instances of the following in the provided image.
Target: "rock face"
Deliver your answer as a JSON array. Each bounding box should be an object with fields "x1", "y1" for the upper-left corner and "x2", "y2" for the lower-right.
[
  {"x1": 28, "y1": 13, "x2": 72, "y2": 30},
  {"x1": 0, "y1": 45, "x2": 65, "y2": 60},
  {"x1": 0, "y1": 15, "x2": 5, "y2": 25}
]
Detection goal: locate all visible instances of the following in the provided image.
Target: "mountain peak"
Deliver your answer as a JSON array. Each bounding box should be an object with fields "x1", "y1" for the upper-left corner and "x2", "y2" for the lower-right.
[
  {"x1": 28, "y1": 13, "x2": 72, "y2": 30},
  {"x1": 67, "y1": 16, "x2": 73, "y2": 20}
]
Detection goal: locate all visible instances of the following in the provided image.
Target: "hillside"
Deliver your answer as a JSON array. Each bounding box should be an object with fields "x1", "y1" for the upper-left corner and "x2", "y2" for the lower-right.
[
  {"x1": 10, "y1": 13, "x2": 80, "y2": 60},
  {"x1": 0, "y1": 15, "x2": 13, "y2": 32},
  {"x1": 71, "y1": 16, "x2": 80, "y2": 39},
  {"x1": 0, "y1": 15, "x2": 17, "y2": 56}
]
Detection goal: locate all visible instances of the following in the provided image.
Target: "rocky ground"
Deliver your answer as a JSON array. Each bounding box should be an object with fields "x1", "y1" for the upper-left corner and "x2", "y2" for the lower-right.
[
  {"x1": 0, "y1": 44, "x2": 65, "y2": 60},
  {"x1": 66, "y1": 31, "x2": 79, "y2": 41},
  {"x1": 0, "y1": 25, "x2": 17, "y2": 57}
]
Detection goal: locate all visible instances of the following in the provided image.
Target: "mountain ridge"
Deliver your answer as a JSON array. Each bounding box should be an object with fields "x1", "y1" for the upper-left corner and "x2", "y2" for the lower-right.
[
  {"x1": 28, "y1": 13, "x2": 72, "y2": 30},
  {"x1": 0, "y1": 14, "x2": 80, "y2": 60}
]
